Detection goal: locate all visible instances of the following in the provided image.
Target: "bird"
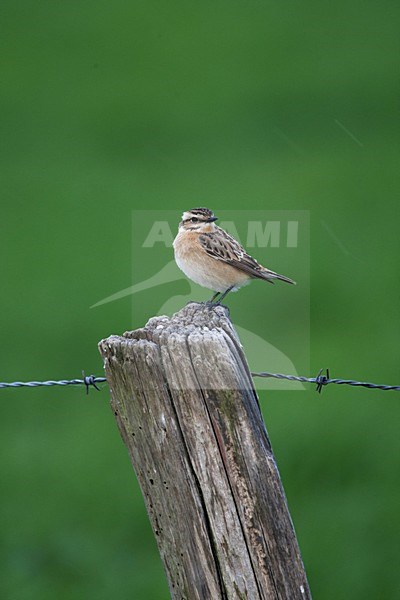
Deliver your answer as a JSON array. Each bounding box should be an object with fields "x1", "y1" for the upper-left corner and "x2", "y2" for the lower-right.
[{"x1": 173, "y1": 207, "x2": 295, "y2": 305}]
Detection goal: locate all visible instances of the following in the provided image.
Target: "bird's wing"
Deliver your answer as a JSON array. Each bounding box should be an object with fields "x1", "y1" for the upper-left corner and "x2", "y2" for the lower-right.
[{"x1": 199, "y1": 228, "x2": 271, "y2": 280}]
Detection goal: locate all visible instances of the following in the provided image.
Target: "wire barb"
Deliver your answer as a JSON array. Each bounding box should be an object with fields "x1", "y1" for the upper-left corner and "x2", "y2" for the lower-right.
[
  {"x1": 82, "y1": 371, "x2": 101, "y2": 395},
  {"x1": 315, "y1": 368, "x2": 329, "y2": 393}
]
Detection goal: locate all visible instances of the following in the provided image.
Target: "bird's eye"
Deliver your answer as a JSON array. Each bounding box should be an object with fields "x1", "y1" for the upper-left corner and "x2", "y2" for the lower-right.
[{"x1": 191, "y1": 217, "x2": 198, "y2": 222}]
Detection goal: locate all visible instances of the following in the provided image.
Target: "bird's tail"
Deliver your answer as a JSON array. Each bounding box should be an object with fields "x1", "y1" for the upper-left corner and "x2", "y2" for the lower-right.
[{"x1": 259, "y1": 269, "x2": 296, "y2": 285}]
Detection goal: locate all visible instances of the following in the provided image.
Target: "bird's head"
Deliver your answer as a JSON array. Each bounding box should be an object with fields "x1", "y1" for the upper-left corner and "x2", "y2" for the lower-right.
[{"x1": 179, "y1": 208, "x2": 218, "y2": 232}]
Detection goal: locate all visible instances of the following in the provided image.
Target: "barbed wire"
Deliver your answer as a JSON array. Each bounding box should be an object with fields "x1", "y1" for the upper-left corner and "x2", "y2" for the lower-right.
[
  {"x1": 251, "y1": 369, "x2": 400, "y2": 393},
  {"x1": 0, "y1": 372, "x2": 107, "y2": 395},
  {"x1": 0, "y1": 368, "x2": 399, "y2": 394}
]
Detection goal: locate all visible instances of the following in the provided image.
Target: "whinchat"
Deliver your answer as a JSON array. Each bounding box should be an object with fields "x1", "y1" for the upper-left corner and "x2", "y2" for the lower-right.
[{"x1": 173, "y1": 208, "x2": 295, "y2": 304}]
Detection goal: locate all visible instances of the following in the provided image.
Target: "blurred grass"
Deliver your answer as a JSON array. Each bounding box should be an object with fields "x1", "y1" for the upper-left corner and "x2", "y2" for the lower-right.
[{"x1": 0, "y1": 1, "x2": 399, "y2": 598}]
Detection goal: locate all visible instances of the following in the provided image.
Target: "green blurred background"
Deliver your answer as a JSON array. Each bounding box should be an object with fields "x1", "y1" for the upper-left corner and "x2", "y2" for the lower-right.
[{"x1": 1, "y1": 1, "x2": 399, "y2": 598}]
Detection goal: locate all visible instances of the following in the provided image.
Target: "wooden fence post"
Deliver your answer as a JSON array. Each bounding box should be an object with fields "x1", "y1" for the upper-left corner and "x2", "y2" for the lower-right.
[{"x1": 98, "y1": 302, "x2": 311, "y2": 599}]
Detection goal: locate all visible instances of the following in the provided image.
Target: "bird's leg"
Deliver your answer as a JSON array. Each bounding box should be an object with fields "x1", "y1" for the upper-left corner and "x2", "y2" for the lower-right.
[
  {"x1": 215, "y1": 286, "x2": 234, "y2": 306},
  {"x1": 209, "y1": 291, "x2": 221, "y2": 303},
  {"x1": 205, "y1": 291, "x2": 221, "y2": 308}
]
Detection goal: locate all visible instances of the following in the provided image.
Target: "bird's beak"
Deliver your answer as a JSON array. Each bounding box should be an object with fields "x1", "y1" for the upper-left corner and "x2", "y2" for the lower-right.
[{"x1": 207, "y1": 216, "x2": 218, "y2": 222}]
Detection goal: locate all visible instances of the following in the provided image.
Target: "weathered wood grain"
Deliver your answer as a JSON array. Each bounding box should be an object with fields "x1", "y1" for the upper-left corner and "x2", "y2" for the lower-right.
[{"x1": 98, "y1": 302, "x2": 311, "y2": 600}]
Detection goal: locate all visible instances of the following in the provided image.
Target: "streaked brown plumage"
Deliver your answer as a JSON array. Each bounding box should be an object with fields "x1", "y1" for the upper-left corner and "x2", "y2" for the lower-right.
[{"x1": 173, "y1": 208, "x2": 295, "y2": 303}]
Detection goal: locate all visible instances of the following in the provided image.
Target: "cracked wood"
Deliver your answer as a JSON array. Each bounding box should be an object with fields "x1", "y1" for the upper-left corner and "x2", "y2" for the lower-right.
[{"x1": 98, "y1": 302, "x2": 311, "y2": 600}]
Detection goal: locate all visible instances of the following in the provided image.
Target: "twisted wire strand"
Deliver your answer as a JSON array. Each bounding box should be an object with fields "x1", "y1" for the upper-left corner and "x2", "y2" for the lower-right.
[
  {"x1": 0, "y1": 371, "x2": 399, "y2": 394},
  {"x1": 0, "y1": 376, "x2": 107, "y2": 394},
  {"x1": 251, "y1": 371, "x2": 400, "y2": 392}
]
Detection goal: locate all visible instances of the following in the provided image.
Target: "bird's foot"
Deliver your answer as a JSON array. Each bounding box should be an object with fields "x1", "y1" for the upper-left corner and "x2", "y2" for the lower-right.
[{"x1": 205, "y1": 300, "x2": 230, "y2": 316}]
